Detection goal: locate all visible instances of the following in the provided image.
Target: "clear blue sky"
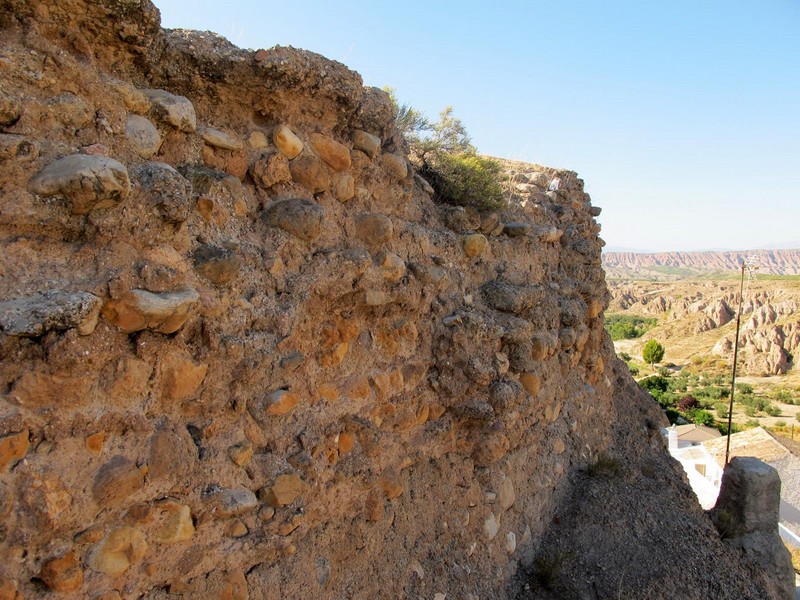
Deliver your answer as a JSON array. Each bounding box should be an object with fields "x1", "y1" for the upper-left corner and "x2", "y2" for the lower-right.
[{"x1": 156, "y1": 0, "x2": 800, "y2": 252}]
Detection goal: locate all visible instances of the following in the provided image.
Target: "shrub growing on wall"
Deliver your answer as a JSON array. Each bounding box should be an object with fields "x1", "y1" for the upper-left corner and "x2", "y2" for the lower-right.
[{"x1": 385, "y1": 88, "x2": 505, "y2": 211}]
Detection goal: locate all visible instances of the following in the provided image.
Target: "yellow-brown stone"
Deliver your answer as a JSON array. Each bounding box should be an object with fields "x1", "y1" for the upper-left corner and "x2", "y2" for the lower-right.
[
  {"x1": 219, "y1": 570, "x2": 248, "y2": 600},
  {"x1": 273, "y1": 125, "x2": 303, "y2": 159},
  {"x1": 23, "y1": 473, "x2": 72, "y2": 529},
  {"x1": 519, "y1": 372, "x2": 541, "y2": 396},
  {"x1": 88, "y1": 527, "x2": 148, "y2": 576},
  {"x1": 338, "y1": 432, "x2": 355, "y2": 454},
  {"x1": 85, "y1": 431, "x2": 105, "y2": 455},
  {"x1": 74, "y1": 525, "x2": 105, "y2": 545},
  {"x1": 428, "y1": 403, "x2": 446, "y2": 420},
  {"x1": 531, "y1": 336, "x2": 548, "y2": 361},
  {"x1": 318, "y1": 382, "x2": 340, "y2": 402},
  {"x1": 463, "y1": 233, "x2": 488, "y2": 258},
  {"x1": 226, "y1": 519, "x2": 248, "y2": 538},
  {"x1": 163, "y1": 355, "x2": 208, "y2": 400},
  {"x1": 265, "y1": 390, "x2": 300, "y2": 415},
  {"x1": 545, "y1": 401, "x2": 562, "y2": 423},
  {"x1": 587, "y1": 299, "x2": 603, "y2": 318},
  {"x1": 0, "y1": 429, "x2": 28, "y2": 472},
  {"x1": 415, "y1": 404, "x2": 430, "y2": 425},
  {"x1": 102, "y1": 288, "x2": 199, "y2": 334},
  {"x1": 261, "y1": 473, "x2": 307, "y2": 507},
  {"x1": 40, "y1": 551, "x2": 83, "y2": 592},
  {"x1": 0, "y1": 578, "x2": 19, "y2": 600},
  {"x1": 154, "y1": 503, "x2": 195, "y2": 544},
  {"x1": 326, "y1": 447, "x2": 338, "y2": 464},
  {"x1": 371, "y1": 372, "x2": 392, "y2": 401},
  {"x1": 320, "y1": 342, "x2": 349, "y2": 367},
  {"x1": 289, "y1": 154, "x2": 330, "y2": 193},
  {"x1": 310, "y1": 133, "x2": 351, "y2": 171},
  {"x1": 227, "y1": 441, "x2": 253, "y2": 467},
  {"x1": 333, "y1": 173, "x2": 355, "y2": 201},
  {"x1": 278, "y1": 515, "x2": 302, "y2": 536},
  {"x1": 471, "y1": 433, "x2": 510, "y2": 467},
  {"x1": 247, "y1": 131, "x2": 268, "y2": 149},
  {"x1": 353, "y1": 130, "x2": 381, "y2": 159},
  {"x1": 196, "y1": 196, "x2": 214, "y2": 223},
  {"x1": 342, "y1": 376, "x2": 371, "y2": 399}
]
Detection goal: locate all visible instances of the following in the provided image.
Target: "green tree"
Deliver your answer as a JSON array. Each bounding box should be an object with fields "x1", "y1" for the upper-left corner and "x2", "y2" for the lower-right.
[
  {"x1": 642, "y1": 339, "x2": 665, "y2": 365},
  {"x1": 384, "y1": 88, "x2": 504, "y2": 211},
  {"x1": 688, "y1": 408, "x2": 715, "y2": 426}
]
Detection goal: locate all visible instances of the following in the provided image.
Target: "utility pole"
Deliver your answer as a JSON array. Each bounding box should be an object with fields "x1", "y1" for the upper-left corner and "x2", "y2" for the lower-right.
[{"x1": 725, "y1": 261, "x2": 746, "y2": 465}]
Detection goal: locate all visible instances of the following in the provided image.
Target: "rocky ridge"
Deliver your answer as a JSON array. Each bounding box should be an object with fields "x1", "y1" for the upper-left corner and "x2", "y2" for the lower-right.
[
  {"x1": 603, "y1": 249, "x2": 800, "y2": 279},
  {"x1": 0, "y1": 1, "x2": 789, "y2": 598}
]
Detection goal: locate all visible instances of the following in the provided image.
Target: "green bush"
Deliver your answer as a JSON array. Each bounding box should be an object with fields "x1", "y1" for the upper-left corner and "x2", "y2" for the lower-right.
[
  {"x1": 424, "y1": 151, "x2": 505, "y2": 210},
  {"x1": 796, "y1": 413, "x2": 800, "y2": 423},
  {"x1": 745, "y1": 406, "x2": 757, "y2": 417},
  {"x1": 385, "y1": 90, "x2": 505, "y2": 212},
  {"x1": 604, "y1": 314, "x2": 657, "y2": 341},
  {"x1": 775, "y1": 420, "x2": 788, "y2": 428},
  {"x1": 714, "y1": 402, "x2": 729, "y2": 418},
  {"x1": 628, "y1": 363, "x2": 640, "y2": 376},
  {"x1": 618, "y1": 352, "x2": 632, "y2": 362},
  {"x1": 642, "y1": 339, "x2": 665, "y2": 365},
  {"x1": 740, "y1": 395, "x2": 768, "y2": 411},
  {"x1": 688, "y1": 408, "x2": 715, "y2": 426},
  {"x1": 764, "y1": 404, "x2": 782, "y2": 417},
  {"x1": 736, "y1": 383, "x2": 754, "y2": 395},
  {"x1": 746, "y1": 419, "x2": 760, "y2": 428},
  {"x1": 695, "y1": 386, "x2": 725, "y2": 401}
]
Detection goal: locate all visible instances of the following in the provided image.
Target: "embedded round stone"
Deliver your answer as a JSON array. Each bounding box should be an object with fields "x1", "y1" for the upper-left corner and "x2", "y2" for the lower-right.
[
  {"x1": 353, "y1": 130, "x2": 381, "y2": 159},
  {"x1": 29, "y1": 154, "x2": 130, "y2": 215},
  {"x1": 125, "y1": 115, "x2": 162, "y2": 158},
  {"x1": 263, "y1": 199, "x2": 324, "y2": 242},
  {"x1": 310, "y1": 133, "x2": 351, "y2": 171},
  {"x1": 143, "y1": 89, "x2": 196, "y2": 132},
  {"x1": 463, "y1": 233, "x2": 488, "y2": 258},
  {"x1": 355, "y1": 214, "x2": 393, "y2": 246},
  {"x1": 273, "y1": 124, "x2": 303, "y2": 159}
]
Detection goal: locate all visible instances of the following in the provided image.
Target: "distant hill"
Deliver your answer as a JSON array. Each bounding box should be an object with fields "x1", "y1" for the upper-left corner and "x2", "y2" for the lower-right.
[{"x1": 603, "y1": 249, "x2": 800, "y2": 279}]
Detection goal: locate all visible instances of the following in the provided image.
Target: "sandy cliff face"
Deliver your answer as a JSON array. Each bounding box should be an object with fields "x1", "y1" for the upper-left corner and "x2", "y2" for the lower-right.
[{"x1": 0, "y1": 2, "x2": 788, "y2": 599}]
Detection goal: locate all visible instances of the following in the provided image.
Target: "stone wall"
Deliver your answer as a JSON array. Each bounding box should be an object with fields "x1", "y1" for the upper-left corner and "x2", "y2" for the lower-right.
[{"x1": 0, "y1": 1, "x2": 788, "y2": 599}]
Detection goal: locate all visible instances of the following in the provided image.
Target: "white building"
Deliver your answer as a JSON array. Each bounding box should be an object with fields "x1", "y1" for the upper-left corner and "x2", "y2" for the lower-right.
[{"x1": 664, "y1": 425, "x2": 800, "y2": 548}]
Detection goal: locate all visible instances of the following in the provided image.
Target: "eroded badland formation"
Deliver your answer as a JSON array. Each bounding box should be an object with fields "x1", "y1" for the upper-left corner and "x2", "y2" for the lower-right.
[
  {"x1": 0, "y1": 1, "x2": 794, "y2": 599},
  {"x1": 609, "y1": 278, "x2": 800, "y2": 377}
]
